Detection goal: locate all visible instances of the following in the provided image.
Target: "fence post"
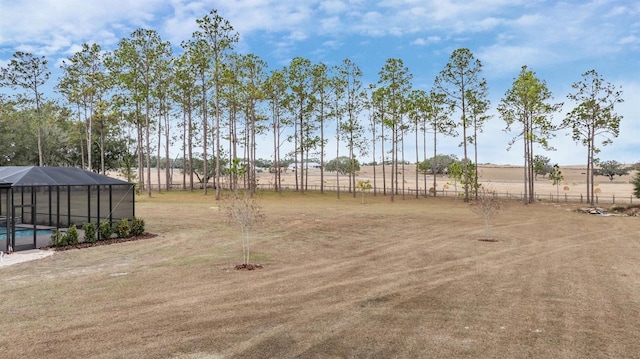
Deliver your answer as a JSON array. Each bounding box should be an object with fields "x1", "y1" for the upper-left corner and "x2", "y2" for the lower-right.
[
  {"x1": 613, "y1": 194, "x2": 615, "y2": 204},
  {"x1": 580, "y1": 193, "x2": 583, "y2": 203}
]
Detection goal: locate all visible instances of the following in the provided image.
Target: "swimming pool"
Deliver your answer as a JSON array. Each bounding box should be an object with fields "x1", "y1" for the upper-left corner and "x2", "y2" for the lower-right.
[{"x1": 0, "y1": 228, "x2": 54, "y2": 240}]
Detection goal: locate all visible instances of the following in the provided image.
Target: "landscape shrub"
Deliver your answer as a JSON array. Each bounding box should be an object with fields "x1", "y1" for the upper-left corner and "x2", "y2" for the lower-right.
[
  {"x1": 50, "y1": 229, "x2": 67, "y2": 247},
  {"x1": 130, "y1": 217, "x2": 145, "y2": 236},
  {"x1": 83, "y1": 223, "x2": 97, "y2": 243},
  {"x1": 115, "y1": 219, "x2": 131, "y2": 238},
  {"x1": 99, "y1": 221, "x2": 113, "y2": 241},
  {"x1": 66, "y1": 224, "x2": 79, "y2": 245}
]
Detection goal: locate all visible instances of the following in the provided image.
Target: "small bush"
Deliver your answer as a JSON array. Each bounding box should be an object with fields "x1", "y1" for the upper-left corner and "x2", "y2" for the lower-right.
[
  {"x1": 66, "y1": 224, "x2": 79, "y2": 245},
  {"x1": 130, "y1": 217, "x2": 145, "y2": 236},
  {"x1": 99, "y1": 221, "x2": 113, "y2": 241},
  {"x1": 115, "y1": 218, "x2": 131, "y2": 238},
  {"x1": 83, "y1": 223, "x2": 97, "y2": 243},
  {"x1": 51, "y1": 229, "x2": 67, "y2": 247}
]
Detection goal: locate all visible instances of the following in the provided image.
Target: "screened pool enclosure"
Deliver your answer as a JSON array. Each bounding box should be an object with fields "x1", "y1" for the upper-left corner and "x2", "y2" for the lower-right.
[{"x1": 0, "y1": 167, "x2": 135, "y2": 252}]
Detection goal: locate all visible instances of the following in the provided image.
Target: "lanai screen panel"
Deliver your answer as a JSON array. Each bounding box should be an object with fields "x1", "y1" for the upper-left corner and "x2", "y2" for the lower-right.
[
  {"x1": 0, "y1": 181, "x2": 11, "y2": 252},
  {"x1": 0, "y1": 167, "x2": 135, "y2": 229}
]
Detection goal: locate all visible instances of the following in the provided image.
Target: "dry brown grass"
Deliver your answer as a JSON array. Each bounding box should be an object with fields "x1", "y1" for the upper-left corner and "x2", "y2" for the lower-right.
[{"x1": 2, "y1": 191, "x2": 640, "y2": 358}]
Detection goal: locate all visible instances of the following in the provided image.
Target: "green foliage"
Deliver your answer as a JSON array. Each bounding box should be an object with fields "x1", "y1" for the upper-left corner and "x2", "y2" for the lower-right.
[
  {"x1": 50, "y1": 229, "x2": 67, "y2": 248},
  {"x1": 633, "y1": 171, "x2": 640, "y2": 199},
  {"x1": 448, "y1": 160, "x2": 476, "y2": 184},
  {"x1": 82, "y1": 223, "x2": 97, "y2": 244},
  {"x1": 254, "y1": 158, "x2": 273, "y2": 168},
  {"x1": 562, "y1": 69, "x2": 624, "y2": 205},
  {"x1": 115, "y1": 219, "x2": 131, "y2": 238},
  {"x1": 66, "y1": 224, "x2": 79, "y2": 245},
  {"x1": 499, "y1": 66, "x2": 561, "y2": 152},
  {"x1": 448, "y1": 162, "x2": 463, "y2": 180},
  {"x1": 130, "y1": 217, "x2": 145, "y2": 237},
  {"x1": 99, "y1": 220, "x2": 113, "y2": 241},
  {"x1": 434, "y1": 48, "x2": 488, "y2": 202},
  {"x1": 356, "y1": 179, "x2": 372, "y2": 204},
  {"x1": 594, "y1": 160, "x2": 629, "y2": 181},
  {"x1": 325, "y1": 156, "x2": 360, "y2": 175},
  {"x1": 533, "y1": 155, "x2": 553, "y2": 179},
  {"x1": 419, "y1": 154, "x2": 458, "y2": 175},
  {"x1": 549, "y1": 164, "x2": 564, "y2": 196},
  {"x1": 549, "y1": 164, "x2": 564, "y2": 186}
]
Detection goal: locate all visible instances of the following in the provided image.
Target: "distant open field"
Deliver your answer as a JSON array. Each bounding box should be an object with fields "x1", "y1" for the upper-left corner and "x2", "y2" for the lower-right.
[
  {"x1": 134, "y1": 164, "x2": 635, "y2": 203},
  {"x1": 2, "y1": 191, "x2": 640, "y2": 358},
  {"x1": 260, "y1": 164, "x2": 635, "y2": 198},
  {"x1": 139, "y1": 164, "x2": 636, "y2": 203}
]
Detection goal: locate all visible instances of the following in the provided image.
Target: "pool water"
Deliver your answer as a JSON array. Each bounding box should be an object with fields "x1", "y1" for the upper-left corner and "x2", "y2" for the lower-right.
[{"x1": 0, "y1": 228, "x2": 54, "y2": 240}]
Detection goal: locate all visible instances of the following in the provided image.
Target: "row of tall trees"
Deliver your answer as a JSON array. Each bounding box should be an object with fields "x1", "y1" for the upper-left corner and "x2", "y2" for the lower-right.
[
  {"x1": 498, "y1": 67, "x2": 624, "y2": 205},
  {"x1": 0, "y1": 9, "x2": 624, "y2": 204}
]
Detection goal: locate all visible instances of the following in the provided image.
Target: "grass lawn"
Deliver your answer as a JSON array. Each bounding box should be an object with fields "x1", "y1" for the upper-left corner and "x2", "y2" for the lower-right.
[{"x1": 1, "y1": 190, "x2": 640, "y2": 358}]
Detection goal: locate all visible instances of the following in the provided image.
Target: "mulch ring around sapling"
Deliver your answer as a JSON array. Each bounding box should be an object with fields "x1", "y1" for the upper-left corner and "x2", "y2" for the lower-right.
[
  {"x1": 235, "y1": 263, "x2": 264, "y2": 270},
  {"x1": 478, "y1": 238, "x2": 499, "y2": 242}
]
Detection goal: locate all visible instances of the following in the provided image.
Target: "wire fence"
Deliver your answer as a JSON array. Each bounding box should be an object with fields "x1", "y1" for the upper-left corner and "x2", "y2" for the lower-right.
[
  {"x1": 145, "y1": 182, "x2": 637, "y2": 206},
  {"x1": 253, "y1": 183, "x2": 637, "y2": 205}
]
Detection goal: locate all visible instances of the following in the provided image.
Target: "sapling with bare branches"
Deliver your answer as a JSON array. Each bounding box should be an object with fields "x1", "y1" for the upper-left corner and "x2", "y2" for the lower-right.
[
  {"x1": 224, "y1": 191, "x2": 264, "y2": 267},
  {"x1": 471, "y1": 186, "x2": 502, "y2": 240}
]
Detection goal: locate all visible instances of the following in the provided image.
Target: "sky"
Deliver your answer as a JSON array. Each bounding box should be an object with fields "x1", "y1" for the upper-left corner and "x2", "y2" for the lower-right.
[{"x1": 0, "y1": 0, "x2": 638, "y2": 166}]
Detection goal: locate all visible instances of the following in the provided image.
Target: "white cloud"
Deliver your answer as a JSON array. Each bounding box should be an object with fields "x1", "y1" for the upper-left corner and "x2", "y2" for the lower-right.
[
  {"x1": 322, "y1": 40, "x2": 343, "y2": 49},
  {"x1": 478, "y1": 45, "x2": 560, "y2": 77},
  {"x1": 0, "y1": 0, "x2": 168, "y2": 56},
  {"x1": 287, "y1": 31, "x2": 308, "y2": 42},
  {"x1": 618, "y1": 36, "x2": 639, "y2": 45},
  {"x1": 411, "y1": 36, "x2": 441, "y2": 46},
  {"x1": 319, "y1": 0, "x2": 349, "y2": 13},
  {"x1": 320, "y1": 16, "x2": 343, "y2": 34},
  {"x1": 412, "y1": 38, "x2": 427, "y2": 46}
]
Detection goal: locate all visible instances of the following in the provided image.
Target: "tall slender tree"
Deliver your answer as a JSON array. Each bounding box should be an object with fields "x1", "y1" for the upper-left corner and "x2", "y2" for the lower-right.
[
  {"x1": 237, "y1": 53, "x2": 267, "y2": 194},
  {"x1": 434, "y1": 48, "x2": 486, "y2": 202},
  {"x1": 0, "y1": 52, "x2": 50, "y2": 166},
  {"x1": 194, "y1": 9, "x2": 239, "y2": 200},
  {"x1": 286, "y1": 57, "x2": 315, "y2": 193},
  {"x1": 499, "y1": 66, "x2": 562, "y2": 204},
  {"x1": 378, "y1": 58, "x2": 413, "y2": 202},
  {"x1": 109, "y1": 29, "x2": 171, "y2": 197},
  {"x1": 562, "y1": 69, "x2": 624, "y2": 205},
  {"x1": 427, "y1": 91, "x2": 456, "y2": 196},
  {"x1": 467, "y1": 87, "x2": 491, "y2": 200},
  {"x1": 329, "y1": 67, "x2": 347, "y2": 198},
  {"x1": 312, "y1": 62, "x2": 330, "y2": 194},
  {"x1": 58, "y1": 43, "x2": 110, "y2": 172},
  {"x1": 371, "y1": 86, "x2": 390, "y2": 196},
  {"x1": 366, "y1": 84, "x2": 379, "y2": 196},
  {"x1": 406, "y1": 89, "x2": 429, "y2": 198},
  {"x1": 172, "y1": 52, "x2": 200, "y2": 191},
  {"x1": 264, "y1": 69, "x2": 287, "y2": 192},
  {"x1": 181, "y1": 37, "x2": 213, "y2": 192},
  {"x1": 337, "y1": 59, "x2": 368, "y2": 197}
]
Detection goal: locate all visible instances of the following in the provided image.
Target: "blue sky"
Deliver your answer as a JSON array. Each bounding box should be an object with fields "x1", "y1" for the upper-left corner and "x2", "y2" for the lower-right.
[{"x1": 1, "y1": 0, "x2": 638, "y2": 166}]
